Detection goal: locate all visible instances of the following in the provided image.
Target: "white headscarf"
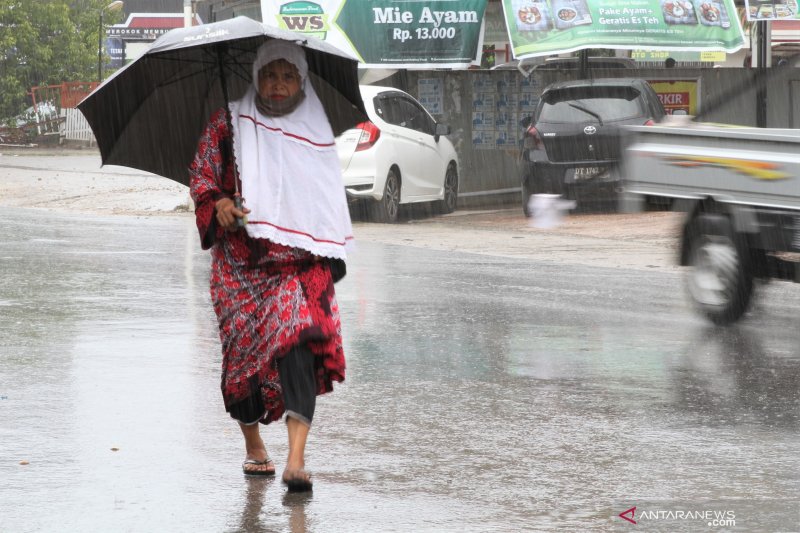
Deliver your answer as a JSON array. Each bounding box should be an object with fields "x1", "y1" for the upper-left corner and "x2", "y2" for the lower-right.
[
  {"x1": 229, "y1": 39, "x2": 353, "y2": 260},
  {"x1": 251, "y1": 39, "x2": 308, "y2": 84}
]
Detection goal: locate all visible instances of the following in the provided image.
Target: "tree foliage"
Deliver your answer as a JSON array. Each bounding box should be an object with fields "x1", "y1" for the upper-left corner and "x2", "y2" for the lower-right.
[{"x1": 0, "y1": 0, "x2": 123, "y2": 119}]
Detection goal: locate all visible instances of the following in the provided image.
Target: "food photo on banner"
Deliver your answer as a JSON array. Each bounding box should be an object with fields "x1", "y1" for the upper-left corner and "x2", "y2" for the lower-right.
[
  {"x1": 260, "y1": 0, "x2": 489, "y2": 68},
  {"x1": 744, "y1": 0, "x2": 799, "y2": 20},
  {"x1": 502, "y1": 0, "x2": 745, "y2": 59}
]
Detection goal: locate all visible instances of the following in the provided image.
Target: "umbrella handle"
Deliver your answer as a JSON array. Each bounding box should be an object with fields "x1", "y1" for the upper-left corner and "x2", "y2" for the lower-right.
[
  {"x1": 234, "y1": 193, "x2": 246, "y2": 227},
  {"x1": 217, "y1": 43, "x2": 246, "y2": 229}
]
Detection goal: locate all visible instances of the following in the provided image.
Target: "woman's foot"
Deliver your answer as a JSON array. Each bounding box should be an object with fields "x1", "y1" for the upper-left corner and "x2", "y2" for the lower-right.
[
  {"x1": 239, "y1": 422, "x2": 275, "y2": 476},
  {"x1": 282, "y1": 468, "x2": 313, "y2": 492},
  {"x1": 284, "y1": 417, "x2": 311, "y2": 489},
  {"x1": 242, "y1": 455, "x2": 276, "y2": 476}
]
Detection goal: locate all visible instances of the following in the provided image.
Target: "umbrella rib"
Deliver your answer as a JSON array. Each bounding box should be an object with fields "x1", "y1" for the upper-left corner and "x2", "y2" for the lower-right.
[
  {"x1": 152, "y1": 47, "x2": 254, "y2": 84},
  {"x1": 154, "y1": 67, "x2": 214, "y2": 89},
  {"x1": 147, "y1": 55, "x2": 217, "y2": 88},
  {"x1": 218, "y1": 46, "x2": 256, "y2": 83},
  {"x1": 150, "y1": 55, "x2": 217, "y2": 68},
  {"x1": 227, "y1": 61, "x2": 252, "y2": 83}
]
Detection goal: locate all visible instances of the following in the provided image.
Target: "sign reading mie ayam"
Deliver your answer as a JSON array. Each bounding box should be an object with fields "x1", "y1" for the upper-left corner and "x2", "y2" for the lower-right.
[
  {"x1": 503, "y1": 0, "x2": 745, "y2": 59},
  {"x1": 260, "y1": 0, "x2": 488, "y2": 68}
]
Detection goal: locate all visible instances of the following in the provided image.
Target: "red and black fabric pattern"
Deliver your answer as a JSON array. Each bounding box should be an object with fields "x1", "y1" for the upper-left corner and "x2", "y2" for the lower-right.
[{"x1": 190, "y1": 109, "x2": 346, "y2": 424}]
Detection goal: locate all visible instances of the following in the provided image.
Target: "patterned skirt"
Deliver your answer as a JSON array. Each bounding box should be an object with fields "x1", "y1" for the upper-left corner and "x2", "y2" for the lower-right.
[{"x1": 210, "y1": 240, "x2": 346, "y2": 424}]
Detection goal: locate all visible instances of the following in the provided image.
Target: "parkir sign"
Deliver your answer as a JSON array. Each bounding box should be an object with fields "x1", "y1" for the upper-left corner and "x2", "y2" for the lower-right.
[{"x1": 648, "y1": 79, "x2": 700, "y2": 115}]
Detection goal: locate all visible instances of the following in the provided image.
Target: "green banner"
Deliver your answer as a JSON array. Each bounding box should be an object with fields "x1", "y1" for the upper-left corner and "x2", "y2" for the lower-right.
[
  {"x1": 502, "y1": 0, "x2": 745, "y2": 59},
  {"x1": 261, "y1": 0, "x2": 488, "y2": 68}
]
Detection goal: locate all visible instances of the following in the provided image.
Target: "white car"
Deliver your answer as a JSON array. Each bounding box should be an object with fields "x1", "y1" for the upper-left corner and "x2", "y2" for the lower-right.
[{"x1": 335, "y1": 85, "x2": 459, "y2": 223}]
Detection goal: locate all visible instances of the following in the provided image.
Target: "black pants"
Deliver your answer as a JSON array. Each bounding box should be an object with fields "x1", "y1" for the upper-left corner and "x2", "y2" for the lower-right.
[{"x1": 229, "y1": 344, "x2": 317, "y2": 426}]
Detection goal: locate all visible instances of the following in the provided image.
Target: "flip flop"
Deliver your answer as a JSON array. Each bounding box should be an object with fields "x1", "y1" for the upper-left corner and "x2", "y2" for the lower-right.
[
  {"x1": 282, "y1": 469, "x2": 313, "y2": 492},
  {"x1": 242, "y1": 457, "x2": 276, "y2": 477}
]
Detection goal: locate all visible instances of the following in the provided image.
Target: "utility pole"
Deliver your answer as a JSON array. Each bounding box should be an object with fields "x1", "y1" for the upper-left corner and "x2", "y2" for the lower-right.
[
  {"x1": 754, "y1": 20, "x2": 770, "y2": 128},
  {"x1": 184, "y1": 0, "x2": 193, "y2": 28},
  {"x1": 578, "y1": 49, "x2": 588, "y2": 80},
  {"x1": 98, "y1": 1, "x2": 124, "y2": 82}
]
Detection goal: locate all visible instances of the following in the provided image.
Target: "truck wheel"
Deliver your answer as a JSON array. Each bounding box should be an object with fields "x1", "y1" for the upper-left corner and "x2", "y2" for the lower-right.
[{"x1": 685, "y1": 213, "x2": 753, "y2": 325}]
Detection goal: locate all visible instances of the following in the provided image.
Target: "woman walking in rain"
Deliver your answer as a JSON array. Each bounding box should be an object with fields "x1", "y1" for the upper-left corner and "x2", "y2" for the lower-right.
[{"x1": 189, "y1": 39, "x2": 353, "y2": 492}]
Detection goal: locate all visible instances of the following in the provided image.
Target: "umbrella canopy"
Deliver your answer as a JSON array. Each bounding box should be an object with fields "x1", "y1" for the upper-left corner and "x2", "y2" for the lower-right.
[{"x1": 78, "y1": 16, "x2": 367, "y2": 186}]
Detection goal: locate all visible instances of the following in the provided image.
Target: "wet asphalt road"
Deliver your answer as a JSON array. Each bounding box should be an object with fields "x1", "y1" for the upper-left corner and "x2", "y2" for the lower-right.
[{"x1": 1, "y1": 207, "x2": 799, "y2": 532}]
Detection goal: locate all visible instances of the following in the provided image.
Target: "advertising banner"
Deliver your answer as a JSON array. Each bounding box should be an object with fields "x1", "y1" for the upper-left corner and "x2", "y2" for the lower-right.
[
  {"x1": 261, "y1": 0, "x2": 488, "y2": 68},
  {"x1": 502, "y1": 0, "x2": 745, "y2": 59},
  {"x1": 744, "y1": 0, "x2": 799, "y2": 20}
]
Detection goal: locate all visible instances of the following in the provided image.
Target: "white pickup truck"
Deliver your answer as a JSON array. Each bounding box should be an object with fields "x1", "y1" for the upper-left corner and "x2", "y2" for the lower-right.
[{"x1": 621, "y1": 121, "x2": 800, "y2": 324}]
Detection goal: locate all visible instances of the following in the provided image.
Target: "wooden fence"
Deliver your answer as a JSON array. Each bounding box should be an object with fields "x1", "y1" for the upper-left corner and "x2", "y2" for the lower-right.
[{"x1": 62, "y1": 108, "x2": 95, "y2": 145}]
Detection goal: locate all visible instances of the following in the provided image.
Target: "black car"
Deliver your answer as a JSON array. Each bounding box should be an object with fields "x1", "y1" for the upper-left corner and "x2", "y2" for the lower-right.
[{"x1": 519, "y1": 78, "x2": 665, "y2": 215}]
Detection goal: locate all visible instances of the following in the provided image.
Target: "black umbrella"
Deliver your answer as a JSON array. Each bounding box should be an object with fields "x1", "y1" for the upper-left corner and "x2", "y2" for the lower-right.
[{"x1": 78, "y1": 16, "x2": 367, "y2": 186}]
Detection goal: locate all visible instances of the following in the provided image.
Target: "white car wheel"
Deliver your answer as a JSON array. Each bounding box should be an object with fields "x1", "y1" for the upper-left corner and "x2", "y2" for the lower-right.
[
  {"x1": 440, "y1": 164, "x2": 458, "y2": 214},
  {"x1": 372, "y1": 169, "x2": 400, "y2": 223}
]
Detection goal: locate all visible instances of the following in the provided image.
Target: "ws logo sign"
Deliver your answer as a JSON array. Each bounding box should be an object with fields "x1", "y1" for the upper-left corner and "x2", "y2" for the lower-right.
[{"x1": 276, "y1": 2, "x2": 329, "y2": 39}]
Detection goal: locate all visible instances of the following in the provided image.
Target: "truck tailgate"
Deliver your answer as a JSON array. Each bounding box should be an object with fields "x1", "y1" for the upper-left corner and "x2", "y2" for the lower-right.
[{"x1": 622, "y1": 124, "x2": 800, "y2": 210}]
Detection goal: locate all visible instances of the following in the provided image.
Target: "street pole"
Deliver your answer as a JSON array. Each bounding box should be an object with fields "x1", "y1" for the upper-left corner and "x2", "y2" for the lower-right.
[
  {"x1": 97, "y1": 2, "x2": 124, "y2": 83},
  {"x1": 184, "y1": 0, "x2": 193, "y2": 28},
  {"x1": 97, "y1": 11, "x2": 104, "y2": 82},
  {"x1": 578, "y1": 49, "x2": 588, "y2": 80},
  {"x1": 756, "y1": 20, "x2": 770, "y2": 128}
]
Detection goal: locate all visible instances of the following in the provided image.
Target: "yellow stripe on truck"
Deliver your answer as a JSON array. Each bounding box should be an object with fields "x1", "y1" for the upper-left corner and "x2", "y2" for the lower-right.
[{"x1": 665, "y1": 155, "x2": 790, "y2": 181}]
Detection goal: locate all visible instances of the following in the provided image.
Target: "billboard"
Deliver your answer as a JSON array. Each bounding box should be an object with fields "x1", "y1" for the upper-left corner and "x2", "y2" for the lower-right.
[
  {"x1": 261, "y1": 0, "x2": 489, "y2": 68},
  {"x1": 744, "y1": 0, "x2": 799, "y2": 20},
  {"x1": 502, "y1": 0, "x2": 745, "y2": 59}
]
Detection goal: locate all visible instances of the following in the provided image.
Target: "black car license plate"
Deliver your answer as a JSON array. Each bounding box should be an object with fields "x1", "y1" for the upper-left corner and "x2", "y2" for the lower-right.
[{"x1": 573, "y1": 167, "x2": 603, "y2": 180}]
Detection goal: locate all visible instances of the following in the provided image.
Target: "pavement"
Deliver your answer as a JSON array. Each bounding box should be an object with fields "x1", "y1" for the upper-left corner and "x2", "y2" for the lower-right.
[
  {"x1": 7, "y1": 148, "x2": 800, "y2": 533},
  {"x1": 0, "y1": 146, "x2": 685, "y2": 272}
]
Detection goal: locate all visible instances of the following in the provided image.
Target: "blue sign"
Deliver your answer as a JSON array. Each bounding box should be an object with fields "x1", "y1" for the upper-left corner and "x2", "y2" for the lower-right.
[{"x1": 105, "y1": 36, "x2": 126, "y2": 69}]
